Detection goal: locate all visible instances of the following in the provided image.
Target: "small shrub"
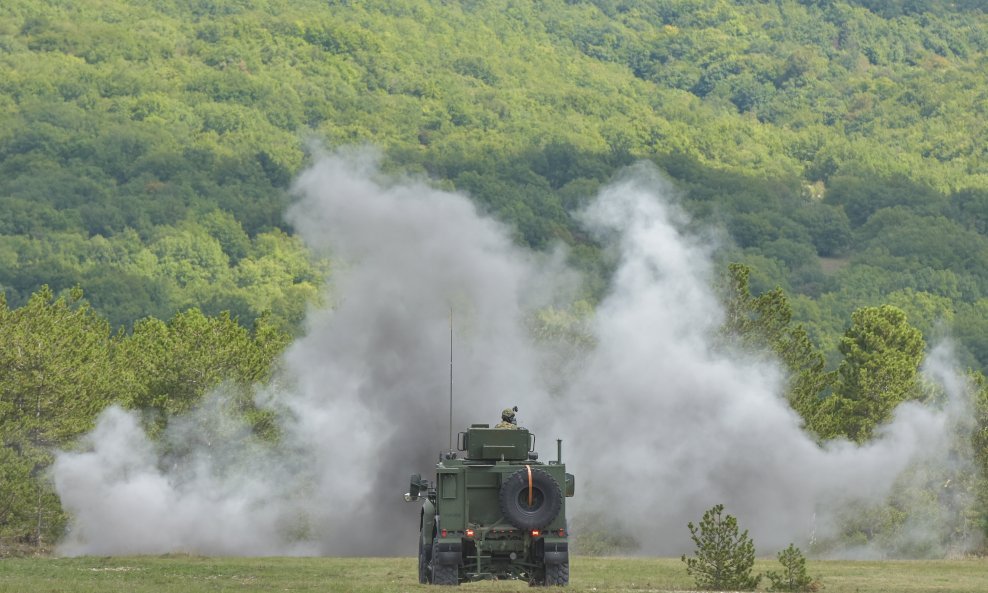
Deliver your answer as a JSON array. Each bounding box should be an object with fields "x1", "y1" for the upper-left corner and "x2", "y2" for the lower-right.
[
  {"x1": 681, "y1": 504, "x2": 760, "y2": 591},
  {"x1": 766, "y1": 543, "x2": 817, "y2": 592}
]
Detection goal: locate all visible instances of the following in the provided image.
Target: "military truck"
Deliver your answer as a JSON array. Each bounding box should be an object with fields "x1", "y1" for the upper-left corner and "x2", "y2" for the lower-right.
[{"x1": 404, "y1": 422, "x2": 574, "y2": 585}]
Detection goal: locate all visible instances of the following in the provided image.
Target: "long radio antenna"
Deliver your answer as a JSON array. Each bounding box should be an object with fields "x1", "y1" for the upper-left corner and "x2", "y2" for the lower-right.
[{"x1": 448, "y1": 306, "x2": 454, "y2": 451}]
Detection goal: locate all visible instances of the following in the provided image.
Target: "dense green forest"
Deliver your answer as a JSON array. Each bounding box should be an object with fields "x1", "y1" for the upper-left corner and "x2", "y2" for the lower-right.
[
  {"x1": 2, "y1": 0, "x2": 988, "y2": 555},
  {"x1": 2, "y1": 0, "x2": 988, "y2": 360}
]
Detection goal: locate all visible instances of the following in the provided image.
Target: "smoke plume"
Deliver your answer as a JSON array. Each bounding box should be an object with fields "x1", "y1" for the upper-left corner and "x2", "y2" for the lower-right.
[{"x1": 53, "y1": 150, "x2": 975, "y2": 557}]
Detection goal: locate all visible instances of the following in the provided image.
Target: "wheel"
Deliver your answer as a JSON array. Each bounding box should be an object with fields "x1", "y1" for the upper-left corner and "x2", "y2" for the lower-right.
[
  {"x1": 431, "y1": 542, "x2": 459, "y2": 586},
  {"x1": 498, "y1": 467, "x2": 563, "y2": 530},
  {"x1": 545, "y1": 562, "x2": 569, "y2": 586},
  {"x1": 418, "y1": 536, "x2": 431, "y2": 584}
]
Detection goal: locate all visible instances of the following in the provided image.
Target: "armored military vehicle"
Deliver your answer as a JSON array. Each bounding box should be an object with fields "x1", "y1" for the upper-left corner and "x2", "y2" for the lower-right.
[{"x1": 404, "y1": 421, "x2": 574, "y2": 585}]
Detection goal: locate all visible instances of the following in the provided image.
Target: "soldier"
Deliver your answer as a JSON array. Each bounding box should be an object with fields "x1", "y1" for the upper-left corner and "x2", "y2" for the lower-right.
[{"x1": 495, "y1": 406, "x2": 518, "y2": 429}]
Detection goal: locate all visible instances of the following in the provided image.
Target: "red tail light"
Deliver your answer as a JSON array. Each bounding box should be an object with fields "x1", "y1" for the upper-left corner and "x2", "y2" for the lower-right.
[
  {"x1": 558, "y1": 528, "x2": 566, "y2": 537},
  {"x1": 441, "y1": 529, "x2": 447, "y2": 537},
  {"x1": 465, "y1": 529, "x2": 475, "y2": 538},
  {"x1": 531, "y1": 529, "x2": 541, "y2": 537}
]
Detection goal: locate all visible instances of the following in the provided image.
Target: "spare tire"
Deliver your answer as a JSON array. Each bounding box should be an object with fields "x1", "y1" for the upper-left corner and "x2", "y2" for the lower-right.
[{"x1": 498, "y1": 467, "x2": 563, "y2": 530}]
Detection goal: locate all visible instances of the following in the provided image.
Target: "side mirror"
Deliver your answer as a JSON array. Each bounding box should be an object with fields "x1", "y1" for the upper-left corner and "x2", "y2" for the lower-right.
[
  {"x1": 457, "y1": 431, "x2": 467, "y2": 451},
  {"x1": 405, "y1": 473, "x2": 427, "y2": 501}
]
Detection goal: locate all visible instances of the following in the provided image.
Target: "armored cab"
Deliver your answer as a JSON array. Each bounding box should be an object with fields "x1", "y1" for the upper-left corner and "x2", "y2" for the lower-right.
[{"x1": 404, "y1": 423, "x2": 575, "y2": 585}]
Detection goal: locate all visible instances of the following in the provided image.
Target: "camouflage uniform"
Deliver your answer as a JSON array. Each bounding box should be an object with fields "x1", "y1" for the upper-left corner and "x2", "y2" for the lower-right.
[{"x1": 495, "y1": 408, "x2": 518, "y2": 429}]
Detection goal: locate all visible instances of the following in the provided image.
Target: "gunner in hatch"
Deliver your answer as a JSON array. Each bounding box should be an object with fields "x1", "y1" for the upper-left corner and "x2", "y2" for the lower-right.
[{"x1": 495, "y1": 406, "x2": 519, "y2": 429}]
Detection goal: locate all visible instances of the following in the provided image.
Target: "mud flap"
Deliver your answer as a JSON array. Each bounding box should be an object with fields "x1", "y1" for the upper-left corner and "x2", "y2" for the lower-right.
[
  {"x1": 434, "y1": 541, "x2": 462, "y2": 564},
  {"x1": 543, "y1": 541, "x2": 568, "y2": 564}
]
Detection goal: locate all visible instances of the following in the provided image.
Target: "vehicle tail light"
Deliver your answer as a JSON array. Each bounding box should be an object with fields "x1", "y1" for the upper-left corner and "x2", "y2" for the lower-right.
[
  {"x1": 465, "y1": 529, "x2": 475, "y2": 538},
  {"x1": 441, "y1": 529, "x2": 447, "y2": 537},
  {"x1": 531, "y1": 529, "x2": 540, "y2": 537},
  {"x1": 558, "y1": 528, "x2": 566, "y2": 537}
]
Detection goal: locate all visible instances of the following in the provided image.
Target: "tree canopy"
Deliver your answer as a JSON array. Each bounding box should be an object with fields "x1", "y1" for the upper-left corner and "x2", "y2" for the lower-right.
[{"x1": 1, "y1": 1, "x2": 986, "y2": 367}]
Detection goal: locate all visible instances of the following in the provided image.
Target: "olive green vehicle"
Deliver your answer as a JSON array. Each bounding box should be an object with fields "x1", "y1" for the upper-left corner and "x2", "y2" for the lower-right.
[{"x1": 404, "y1": 422, "x2": 575, "y2": 585}]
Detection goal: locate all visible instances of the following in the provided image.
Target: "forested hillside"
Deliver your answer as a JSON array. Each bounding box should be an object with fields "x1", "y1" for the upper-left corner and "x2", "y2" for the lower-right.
[
  {"x1": 2, "y1": 0, "x2": 988, "y2": 555},
  {"x1": 2, "y1": 0, "x2": 987, "y2": 360}
]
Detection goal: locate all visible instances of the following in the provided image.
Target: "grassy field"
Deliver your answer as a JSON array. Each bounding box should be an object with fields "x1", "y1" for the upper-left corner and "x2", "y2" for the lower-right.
[{"x1": 0, "y1": 555, "x2": 986, "y2": 593}]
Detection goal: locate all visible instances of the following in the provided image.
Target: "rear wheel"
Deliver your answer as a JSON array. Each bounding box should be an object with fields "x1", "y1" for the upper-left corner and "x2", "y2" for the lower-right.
[
  {"x1": 418, "y1": 537, "x2": 431, "y2": 584},
  {"x1": 545, "y1": 562, "x2": 569, "y2": 586},
  {"x1": 431, "y1": 542, "x2": 459, "y2": 586}
]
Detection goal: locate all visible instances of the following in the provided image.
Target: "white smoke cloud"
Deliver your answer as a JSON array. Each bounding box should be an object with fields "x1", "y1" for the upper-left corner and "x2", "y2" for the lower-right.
[
  {"x1": 52, "y1": 150, "x2": 976, "y2": 558},
  {"x1": 53, "y1": 400, "x2": 311, "y2": 556},
  {"x1": 55, "y1": 148, "x2": 552, "y2": 556},
  {"x1": 544, "y1": 165, "x2": 966, "y2": 555}
]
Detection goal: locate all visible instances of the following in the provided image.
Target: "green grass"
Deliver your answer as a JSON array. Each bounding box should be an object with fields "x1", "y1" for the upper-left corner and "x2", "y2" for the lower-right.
[{"x1": 0, "y1": 556, "x2": 986, "y2": 593}]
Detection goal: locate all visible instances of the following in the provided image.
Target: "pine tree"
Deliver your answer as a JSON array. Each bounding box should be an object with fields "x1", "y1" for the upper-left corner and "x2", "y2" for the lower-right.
[
  {"x1": 720, "y1": 264, "x2": 834, "y2": 429},
  {"x1": 766, "y1": 544, "x2": 816, "y2": 592},
  {"x1": 681, "y1": 504, "x2": 760, "y2": 591},
  {"x1": 816, "y1": 305, "x2": 925, "y2": 442},
  {"x1": 0, "y1": 287, "x2": 117, "y2": 548}
]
